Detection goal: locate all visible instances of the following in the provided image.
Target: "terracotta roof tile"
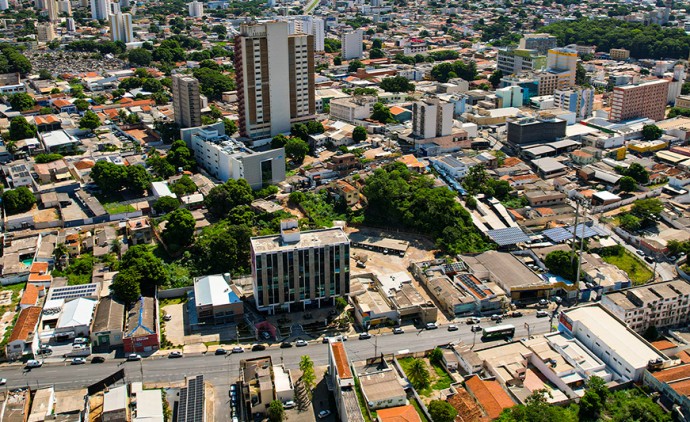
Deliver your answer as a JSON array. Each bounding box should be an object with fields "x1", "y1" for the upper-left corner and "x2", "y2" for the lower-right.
[
  {"x1": 331, "y1": 341, "x2": 352, "y2": 379},
  {"x1": 376, "y1": 405, "x2": 421, "y2": 422},
  {"x1": 465, "y1": 375, "x2": 514, "y2": 419},
  {"x1": 8, "y1": 306, "x2": 42, "y2": 343}
]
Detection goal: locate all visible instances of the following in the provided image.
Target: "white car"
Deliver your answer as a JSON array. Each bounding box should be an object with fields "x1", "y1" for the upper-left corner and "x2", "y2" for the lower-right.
[
  {"x1": 318, "y1": 410, "x2": 332, "y2": 419},
  {"x1": 71, "y1": 358, "x2": 86, "y2": 365},
  {"x1": 127, "y1": 353, "x2": 142, "y2": 361},
  {"x1": 26, "y1": 360, "x2": 42, "y2": 368},
  {"x1": 73, "y1": 337, "x2": 88, "y2": 344},
  {"x1": 0, "y1": 378, "x2": 6, "y2": 385},
  {"x1": 284, "y1": 400, "x2": 296, "y2": 409},
  {"x1": 295, "y1": 339, "x2": 308, "y2": 347}
]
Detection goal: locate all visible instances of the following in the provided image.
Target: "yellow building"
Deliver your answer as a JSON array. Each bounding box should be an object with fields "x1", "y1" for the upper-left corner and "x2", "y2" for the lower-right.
[{"x1": 627, "y1": 139, "x2": 668, "y2": 154}]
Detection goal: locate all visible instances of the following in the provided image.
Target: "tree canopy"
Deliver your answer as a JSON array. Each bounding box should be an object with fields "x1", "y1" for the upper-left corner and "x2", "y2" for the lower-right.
[
  {"x1": 285, "y1": 138, "x2": 309, "y2": 163},
  {"x1": 9, "y1": 116, "x2": 37, "y2": 141},
  {"x1": 430, "y1": 60, "x2": 477, "y2": 82},
  {"x1": 8, "y1": 93, "x2": 35, "y2": 111},
  {"x1": 428, "y1": 400, "x2": 457, "y2": 422},
  {"x1": 379, "y1": 76, "x2": 415, "y2": 93},
  {"x1": 204, "y1": 178, "x2": 253, "y2": 218},
  {"x1": 2, "y1": 187, "x2": 36, "y2": 215},
  {"x1": 163, "y1": 208, "x2": 196, "y2": 251},
  {"x1": 79, "y1": 110, "x2": 101, "y2": 130},
  {"x1": 544, "y1": 250, "x2": 579, "y2": 281},
  {"x1": 370, "y1": 102, "x2": 395, "y2": 123},
  {"x1": 641, "y1": 124, "x2": 662, "y2": 141}
]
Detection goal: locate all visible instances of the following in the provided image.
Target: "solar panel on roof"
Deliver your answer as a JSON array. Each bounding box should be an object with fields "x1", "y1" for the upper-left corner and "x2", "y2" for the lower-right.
[
  {"x1": 486, "y1": 227, "x2": 531, "y2": 246},
  {"x1": 566, "y1": 224, "x2": 598, "y2": 239},
  {"x1": 543, "y1": 227, "x2": 574, "y2": 243}
]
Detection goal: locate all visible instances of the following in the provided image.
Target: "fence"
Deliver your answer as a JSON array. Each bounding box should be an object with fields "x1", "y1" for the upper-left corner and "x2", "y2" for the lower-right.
[{"x1": 158, "y1": 286, "x2": 193, "y2": 299}]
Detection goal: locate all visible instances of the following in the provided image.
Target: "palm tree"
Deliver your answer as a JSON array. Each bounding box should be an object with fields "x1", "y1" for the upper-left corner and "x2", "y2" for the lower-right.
[{"x1": 407, "y1": 358, "x2": 430, "y2": 390}]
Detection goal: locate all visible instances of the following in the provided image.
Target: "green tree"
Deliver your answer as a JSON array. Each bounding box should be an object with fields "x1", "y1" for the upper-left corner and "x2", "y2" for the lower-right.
[
  {"x1": 619, "y1": 213, "x2": 642, "y2": 232},
  {"x1": 2, "y1": 187, "x2": 36, "y2": 215},
  {"x1": 369, "y1": 48, "x2": 385, "y2": 59},
  {"x1": 406, "y1": 358, "x2": 430, "y2": 390},
  {"x1": 370, "y1": 102, "x2": 395, "y2": 123},
  {"x1": 372, "y1": 38, "x2": 383, "y2": 49},
  {"x1": 35, "y1": 153, "x2": 63, "y2": 163},
  {"x1": 128, "y1": 48, "x2": 152, "y2": 66},
  {"x1": 9, "y1": 116, "x2": 37, "y2": 141},
  {"x1": 619, "y1": 162, "x2": 649, "y2": 185},
  {"x1": 618, "y1": 176, "x2": 637, "y2": 192},
  {"x1": 428, "y1": 347, "x2": 443, "y2": 364},
  {"x1": 352, "y1": 126, "x2": 367, "y2": 142},
  {"x1": 192, "y1": 67, "x2": 235, "y2": 101},
  {"x1": 306, "y1": 120, "x2": 325, "y2": 134},
  {"x1": 38, "y1": 69, "x2": 52, "y2": 80},
  {"x1": 489, "y1": 69, "x2": 504, "y2": 88},
  {"x1": 335, "y1": 296, "x2": 348, "y2": 312},
  {"x1": 267, "y1": 400, "x2": 285, "y2": 422},
  {"x1": 8, "y1": 93, "x2": 35, "y2": 111},
  {"x1": 166, "y1": 140, "x2": 196, "y2": 171},
  {"x1": 223, "y1": 118, "x2": 237, "y2": 135},
  {"x1": 462, "y1": 165, "x2": 489, "y2": 195},
  {"x1": 125, "y1": 165, "x2": 152, "y2": 193},
  {"x1": 291, "y1": 123, "x2": 310, "y2": 141},
  {"x1": 170, "y1": 175, "x2": 197, "y2": 196},
  {"x1": 299, "y1": 355, "x2": 316, "y2": 398},
  {"x1": 333, "y1": 56, "x2": 342, "y2": 66},
  {"x1": 576, "y1": 62, "x2": 588, "y2": 85},
  {"x1": 163, "y1": 208, "x2": 195, "y2": 250},
  {"x1": 579, "y1": 376, "x2": 608, "y2": 420},
  {"x1": 90, "y1": 160, "x2": 128, "y2": 192},
  {"x1": 428, "y1": 400, "x2": 457, "y2": 422},
  {"x1": 121, "y1": 245, "x2": 168, "y2": 294},
  {"x1": 153, "y1": 196, "x2": 180, "y2": 214},
  {"x1": 204, "y1": 178, "x2": 253, "y2": 218},
  {"x1": 285, "y1": 138, "x2": 310, "y2": 163},
  {"x1": 348, "y1": 59, "x2": 364, "y2": 72},
  {"x1": 142, "y1": 78, "x2": 163, "y2": 93},
  {"x1": 271, "y1": 134, "x2": 289, "y2": 149},
  {"x1": 641, "y1": 124, "x2": 662, "y2": 140},
  {"x1": 79, "y1": 110, "x2": 101, "y2": 130},
  {"x1": 379, "y1": 75, "x2": 415, "y2": 92},
  {"x1": 111, "y1": 268, "x2": 142, "y2": 304},
  {"x1": 74, "y1": 99, "x2": 90, "y2": 111},
  {"x1": 631, "y1": 198, "x2": 664, "y2": 223},
  {"x1": 190, "y1": 222, "x2": 253, "y2": 274},
  {"x1": 544, "y1": 250, "x2": 579, "y2": 281},
  {"x1": 498, "y1": 389, "x2": 577, "y2": 422}
]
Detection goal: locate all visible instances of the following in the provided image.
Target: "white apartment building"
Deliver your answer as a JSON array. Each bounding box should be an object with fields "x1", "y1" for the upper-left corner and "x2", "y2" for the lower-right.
[
  {"x1": 497, "y1": 49, "x2": 546, "y2": 75},
  {"x1": 109, "y1": 12, "x2": 133, "y2": 43},
  {"x1": 412, "y1": 97, "x2": 453, "y2": 139},
  {"x1": 0, "y1": 0, "x2": 8, "y2": 11},
  {"x1": 58, "y1": 0, "x2": 71, "y2": 15},
  {"x1": 188, "y1": 0, "x2": 203, "y2": 17},
  {"x1": 329, "y1": 96, "x2": 377, "y2": 124},
  {"x1": 36, "y1": 22, "x2": 56, "y2": 42},
  {"x1": 90, "y1": 0, "x2": 110, "y2": 20},
  {"x1": 403, "y1": 41, "x2": 427, "y2": 56},
  {"x1": 235, "y1": 21, "x2": 315, "y2": 140},
  {"x1": 601, "y1": 280, "x2": 690, "y2": 334},
  {"x1": 341, "y1": 29, "x2": 363, "y2": 60},
  {"x1": 180, "y1": 123, "x2": 286, "y2": 189},
  {"x1": 283, "y1": 16, "x2": 325, "y2": 52},
  {"x1": 559, "y1": 305, "x2": 669, "y2": 382}
]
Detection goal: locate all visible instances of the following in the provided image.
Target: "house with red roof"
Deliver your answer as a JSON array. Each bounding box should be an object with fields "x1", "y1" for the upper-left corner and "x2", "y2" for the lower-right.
[{"x1": 5, "y1": 306, "x2": 42, "y2": 360}]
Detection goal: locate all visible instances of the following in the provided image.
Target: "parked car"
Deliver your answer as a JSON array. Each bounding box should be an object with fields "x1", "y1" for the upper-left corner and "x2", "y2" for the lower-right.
[
  {"x1": 168, "y1": 351, "x2": 183, "y2": 358},
  {"x1": 318, "y1": 410, "x2": 332, "y2": 419},
  {"x1": 127, "y1": 354, "x2": 142, "y2": 361},
  {"x1": 261, "y1": 331, "x2": 271, "y2": 340},
  {"x1": 163, "y1": 314, "x2": 172, "y2": 322},
  {"x1": 71, "y1": 358, "x2": 86, "y2": 365},
  {"x1": 284, "y1": 400, "x2": 296, "y2": 409},
  {"x1": 471, "y1": 325, "x2": 482, "y2": 332},
  {"x1": 645, "y1": 256, "x2": 655, "y2": 263},
  {"x1": 0, "y1": 378, "x2": 6, "y2": 385},
  {"x1": 215, "y1": 348, "x2": 227, "y2": 355},
  {"x1": 280, "y1": 342, "x2": 293, "y2": 348},
  {"x1": 72, "y1": 344, "x2": 87, "y2": 351},
  {"x1": 359, "y1": 332, "x2": 372, "y2": 340},
  {"x1": 26, "y1": 360, "x2": 42, "y2": 368},
  {"x1": 510, "y1": 311, "x2": 523, "y2": 318},
  {"x1": 636, "y1": 250, "x2": 645, "y2": 256},
  {"x1": 251, "y1": 344, "x2": 266, "y2": 352},
  {"x1": 295, "y1": 339, "x2": 308, "y2": 347},
  {"x1": 491, "y1": 314, "x2": 502, "y2": 321},
  {"x1": 466, "y1": 317, "x2": 481, "y2": 325},
  {"x1": 393, "y1": 327, "x2": 404, "y2": 334},
  {"x1": 73, "y1": 337, "x2": 88, "y2": 344},
  {"x1": 447, "y1": 325, "x2": 458, "y2": 332},
  {"x1": 232, "y1": 347, "x2": 244, "y2": 354},
  {"x1": 536, "y1": 310, "x2": 549, "y2": 318},
  {"x1": 538, "y1": 299, "x2": 548, "y2": 307},
  {"x1": 425, "y1": 322, "x2": 438, "y2": 330},
  {"x1": 91, "y1": 356, "x2": 106, "y2": 363}
]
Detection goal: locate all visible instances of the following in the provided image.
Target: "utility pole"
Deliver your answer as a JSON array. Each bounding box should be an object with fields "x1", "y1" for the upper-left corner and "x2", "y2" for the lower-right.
[
  {"x1": 570, "y1": 199, "x2": 581, "y2": 265},
  {"x1": 574, "y1": 211, "x2": 587, "y2": 305}
]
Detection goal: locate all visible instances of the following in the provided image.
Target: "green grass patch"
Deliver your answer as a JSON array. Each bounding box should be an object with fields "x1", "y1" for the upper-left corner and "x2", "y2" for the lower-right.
[
  {"x1": 430, "y1": 362, "x2": 452, "y2": 390},
  {"x1": 104, "y1": 202, "x2": 136, "y2": 214},
  {"x1": 160, "y1": 297, "x2": 187, "y2": 307},
  {"x1": 601, "y1": 248, "x2": 654, "y2": 285},
  {"x1": 398, "y1": 357, "x2": 452, "y2": 397},
  {"x1": 409, "y1": 397, "x2": 431, "y2": 422},
  {"x1": 203, "y1": 340, "x2": 220, "y2": 347}
]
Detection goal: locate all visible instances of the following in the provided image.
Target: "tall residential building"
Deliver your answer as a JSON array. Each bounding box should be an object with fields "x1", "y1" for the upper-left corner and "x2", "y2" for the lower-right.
[
  {"x1": 234, "y1": 21, "x2": 315, "y2": 139},
  {"x1": 495, "y1": 85, "x2": 523, "y2": 108},
  {"x1": 46, "y1": 0, "x2": 58, "y2": 22},
  {"x1": 497, "y1": 49, "x2": 546, "y2": 75},
  {"x1": 518, "y1": 33, "x2": 557, "y2": 55},
  {"x1": 0, "y1": 0, "x2": 8, "y2": 11},
  {"x1": 90, "y1": 0, "x2": 110, "y2": 20},
  {"x1": 172, "y1": 74, "x2": 202, "y2": 128},
  {"x1": 109, "y1": 12, "x2": 132, "y2": 43},
  {"x1": 283, "y1": 16, "x2": 325, "y2": 52},
  {"x1": 341, "y1": 29, "x2": 363, "y2": 60},
  {"x1": 58, "y1": 0, "x2": 71, "y2": 15},
  {"x1": 601, "y1": 280, "x2": 690, "y2": 335},
  {"x1": 554, "y1": 87, "x2": 594, "y2": 121},
  {"x1": 250, "y1": 220, "x2": 350, "y2": 313},
  {"x1": 110, "y1": 1, "x2": 120, "y2": 14},
  {"x1": 66, "y1": 17, "x2": 75, "y2": 32},
  {"x1": 546, "y1": 47, "x2": 578, "y2": 87},
  {"x1": 188, "y1": 0, "x2": 203, "y2": 17},
  {"x1": 412, "y1": 97, "x2": 454, "y2": 139},
  {"x1": 36, "y1": 22, "x2": 56, "y2": 42},
  {"x1": 668, "y1": 64, "x2": 686, "y2": 104},
  {"x1": 610, "y1": 79, "x2": 669, "y2": 122}
]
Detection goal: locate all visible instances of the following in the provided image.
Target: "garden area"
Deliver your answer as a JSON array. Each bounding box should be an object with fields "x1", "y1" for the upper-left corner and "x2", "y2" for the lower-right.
[
  {"x1": 596, "y1": 245, "x2": 653, "y2": 285},
  {"x1": 398, "y1": 349, "x2": 453, "y2": 398}
]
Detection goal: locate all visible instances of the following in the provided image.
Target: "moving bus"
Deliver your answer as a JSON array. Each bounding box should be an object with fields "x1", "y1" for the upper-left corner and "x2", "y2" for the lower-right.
[{"x1": 482, "y1": 324, "x2": 516, "y2": 341}]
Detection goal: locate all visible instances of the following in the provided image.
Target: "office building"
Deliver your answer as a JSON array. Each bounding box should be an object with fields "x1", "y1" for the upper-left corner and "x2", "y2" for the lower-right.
[
  {"x1": 518, "y1": 33, "x2": 557, "y2": 55},
  {"x1": 90, "y1": 0, "x2": 110, "y2": 20},
  {"x1": 234, "y1": 21, "x2": 315, "y2": 139},
  {"x1": 412, "y1": 97, "x2": 454, "y2": 139},
  {"x1": 496, "y1": 85, "x2": 523, "y2": 108},
  {"x1": 58, "y1": 0, "x2": 71, "y2": 15},
  {"x1": 601, "y1": 280, "x2": 690, "y2": 334},
  {"x1": 506, "y1": 114, "x2": 567, "y2": 146},
  {"x1": 341, "y1": 28, "x2": 363, "y2": 60},
  {"x1": 559, "y1": 305, "x2": 669, "y2": 382},
  {"x1": 250, "y1": 220, "x2": 350, "y2": 313},
  {"x1": 497, "y1": 49, "x2": 546, "y2": 76},
  {"x1": 46, "y1": 0, "x2": 58, "y2": 22},
  {"x1": 610, "y1": 79, "x2": 669, "y2": 122},
  {"x1": 36, "y1": 22, "x2": 56, "y2": 42},
  {"x1": 329, "y1": 95, "x2": 377, "y2": 124},
  {"x1": 172, "y1": 74, "x2": 202, "y2": 128},
  {"x1": 180, "y1": 122, "x2": 286, "y2": 189},
  {"x1": 191, "y1": 274, "x2": 244, "y2": 326},
  {"x1": 109, "y1": 12, "x2": 132, "y2": 43},
  {"x1": 188, "y1": 0, "x2": 203, "y2": 17},
  {"x1": 0, "y1": 0, "x2": 8, "y2": 11},
  {"x1": 553, "y1": 87, "x2": 594, "y2": 121},
  {"x1": 546, "y1": 47, "x2": 578, "y2": 87},
  {"x1": 609, "y1": 48, "x2": 630, "y2": 61}
]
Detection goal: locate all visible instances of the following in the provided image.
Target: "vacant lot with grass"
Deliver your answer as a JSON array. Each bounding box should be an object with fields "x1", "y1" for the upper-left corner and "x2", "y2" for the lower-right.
[{"x1": 601, "y1": 248, "x2": 653, "y2": 285}]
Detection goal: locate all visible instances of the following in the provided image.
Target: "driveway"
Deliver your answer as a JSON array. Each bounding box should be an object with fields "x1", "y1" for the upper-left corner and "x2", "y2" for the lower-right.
[{"x1": 161, "y1": 303, "x2": 185, "y2": 346}]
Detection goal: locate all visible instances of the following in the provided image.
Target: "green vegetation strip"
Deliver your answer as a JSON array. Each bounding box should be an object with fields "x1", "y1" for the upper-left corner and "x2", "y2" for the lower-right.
[{"x1": 601, "y1": 249, "x2": 653, "y2": 285}]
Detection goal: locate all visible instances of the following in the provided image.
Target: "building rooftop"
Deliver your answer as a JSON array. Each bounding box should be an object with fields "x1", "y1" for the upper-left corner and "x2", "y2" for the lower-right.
[
  {"x1": 194, "y1": 275, "x2": 241, "y2": 307},
  {"x1": 134, "y1": 389, "x2": 164, "y2": 421},
  {"x1": 464, "y1": 375, "x2": 514, "y2": 419},
  {"x1": 359, "y1": 369, "x2": 406, "y2": 404},
  {"x1": 103, "y1": 385, "x2": 127, "y2": 413},
  {"x1": 57, "y1": 297, "x2": 96, "y2": 329},
  {"x1": 91, "y1": 296, "x2": 125, "y2": 334},
  {"x1": 125, "y1": 296, "x2": 156, "y2": 338},
  {"x1": 251, "y1": 227, "x2": 349, "y2": 253},
  {"x1": 331, "y1": 341, "x2": 353, "y2": 380},
  {"x1": 462, "y1": 251, "x2": 548, "y2": 290},
  {"x1": 376, "y1": 405, "x2": 421, "y2": 422}
]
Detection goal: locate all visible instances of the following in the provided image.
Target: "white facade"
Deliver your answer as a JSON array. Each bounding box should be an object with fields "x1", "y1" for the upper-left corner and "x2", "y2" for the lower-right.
[
  {"x1": 188, "y1": 0, "x2": 203, "y2": 17},
  {"x1": 36, "y1": 22, "x2": 56, "y2": 42},
  {"x1": 0, "y1": 0, "x2": 8, "y2": 11},
  {"x1": 66, "y1": 17, "x2": 75, "y2": 32},
  {"x1": 341, "y1": 29, "x2": 363, "y2": 60},
  {"x1": 46, "y1": 0, "x2": 59, "y2": 22},
  {"x1": 58, "y1": 0, "x2": 71, "y2": 15},
  {"x1": 109, "y1": 12, "x2": 133, "y2": 43},
  {"x1": 285, "y1": 16, "x2": 325, "y2": 52},
  {"x1": 412, "y1": 97, "x2": 453, "y2": 139},
  {"x1": 90, "y1": 0, "x2": 110, "y2": 20},
  {"x1": 553, "y1": 88, "x2": 594, "y2": 121},
  {"x1": 329, "y1": 96, "x2": 377, "y2": 124}
]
